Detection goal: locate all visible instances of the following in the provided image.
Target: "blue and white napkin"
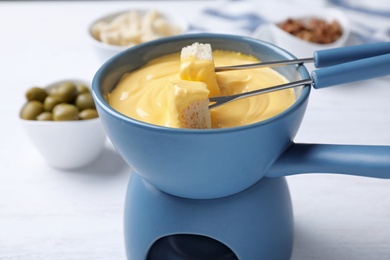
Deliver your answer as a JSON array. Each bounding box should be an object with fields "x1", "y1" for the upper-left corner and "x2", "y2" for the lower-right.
[{"x1": 189, "y1": 0, "x2": 390, "y2": 44}]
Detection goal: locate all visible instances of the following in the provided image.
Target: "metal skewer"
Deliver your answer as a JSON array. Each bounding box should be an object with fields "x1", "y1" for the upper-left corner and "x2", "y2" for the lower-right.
[
  {"x1": 209, "y1": 79, "x2": 312, "y2": 109},
  {"x1": 210, "y1": 57, "x2": 314, "y2": 108},
  {"x1": 214, "y1": 57, "x2": 314, "y2": 72}
]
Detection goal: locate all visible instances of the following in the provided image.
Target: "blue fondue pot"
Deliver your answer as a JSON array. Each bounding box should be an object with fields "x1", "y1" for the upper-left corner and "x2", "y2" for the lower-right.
[{"x1": 92, "y1": 34, "x2": 390, "y2": 259}]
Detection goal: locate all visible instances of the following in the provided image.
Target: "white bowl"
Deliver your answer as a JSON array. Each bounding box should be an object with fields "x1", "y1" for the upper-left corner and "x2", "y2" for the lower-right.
[
  {"x1": 87, "y1": 8, "x2": 189, "y2": 63},
  {"x1": 253, "y1": 8, "x2": 350, "y2": 68},
  {"x1": 20, "y1": 80, "x2": 107, "y2": 170}
]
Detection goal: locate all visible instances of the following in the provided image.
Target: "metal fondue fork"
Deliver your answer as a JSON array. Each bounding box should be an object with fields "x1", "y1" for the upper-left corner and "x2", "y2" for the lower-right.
[
  {"x1": 214, "y1": 57, "x2": 315, "y2": 72},
  {"x1": 209, "y1": 42, "x2": 390, "y2": 109}
]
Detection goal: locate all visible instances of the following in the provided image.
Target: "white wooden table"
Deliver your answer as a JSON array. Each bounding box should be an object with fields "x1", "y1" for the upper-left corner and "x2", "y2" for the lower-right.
[{"x1": 1, "y1": 1, "x2": 390, "y2": 259}]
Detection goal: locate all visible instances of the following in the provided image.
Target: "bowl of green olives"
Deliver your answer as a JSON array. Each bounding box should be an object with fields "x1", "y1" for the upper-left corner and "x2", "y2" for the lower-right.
[{"x1": 20, "y1": 80, "x2": 106, "y2": 170}]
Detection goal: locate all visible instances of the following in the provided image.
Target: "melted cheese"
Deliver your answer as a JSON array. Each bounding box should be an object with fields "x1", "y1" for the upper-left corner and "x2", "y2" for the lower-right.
[{"x1": 108, "y1": 50, "x2": 296, "y2": 128}]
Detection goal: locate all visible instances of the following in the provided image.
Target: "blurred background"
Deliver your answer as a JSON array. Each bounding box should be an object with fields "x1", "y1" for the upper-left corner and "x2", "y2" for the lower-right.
[{"x1": 1, "y1": 0, "x2": 390, "y2": 260}]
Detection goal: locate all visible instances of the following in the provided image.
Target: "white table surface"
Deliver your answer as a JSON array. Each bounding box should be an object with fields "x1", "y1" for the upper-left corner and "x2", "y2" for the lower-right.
[{"x1": 1, "y1": 1, "x2": 390, "y2": 259}]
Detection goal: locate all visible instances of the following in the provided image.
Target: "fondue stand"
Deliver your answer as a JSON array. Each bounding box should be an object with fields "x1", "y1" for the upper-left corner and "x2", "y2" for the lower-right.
[{"x1": 125, "y1": 173, "x2": 293, "y2": 259}]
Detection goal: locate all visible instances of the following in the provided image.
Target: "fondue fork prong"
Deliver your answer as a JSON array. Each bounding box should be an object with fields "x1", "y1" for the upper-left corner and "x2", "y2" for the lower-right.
[
  {"x1": 215, "y1": 58, "x2": 314, "y2": 72},
  {"x1": 209, "y1": 79, "x2": 312, "y2": 109}
]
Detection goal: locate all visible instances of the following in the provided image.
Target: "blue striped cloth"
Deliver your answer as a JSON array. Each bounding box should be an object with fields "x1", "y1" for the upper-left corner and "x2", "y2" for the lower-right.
[{"x1": 189, "y1": 0, "x2": 390, "y2": 44}]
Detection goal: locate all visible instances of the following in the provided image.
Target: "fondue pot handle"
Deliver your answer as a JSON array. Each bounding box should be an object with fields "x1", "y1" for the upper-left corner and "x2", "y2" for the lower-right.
[{"x1": 267, "y1": 143, "x2": 390, "y2": 178}]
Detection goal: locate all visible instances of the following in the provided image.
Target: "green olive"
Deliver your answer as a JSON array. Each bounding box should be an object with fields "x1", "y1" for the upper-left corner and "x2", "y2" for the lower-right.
[
  {"x1": 47, "y1": 86, "x2": 58, "y2": 96},
  {"x1": 75, "y1": 92, "x2": 95, "y2": 110},
  {"x1": 79, "y1": 108, "x2": 99, "y2": 120},
  {"x1": 77, "y1": 84, "x2": 90, "y2": 94},
  {"x1": 53, "y1": 103, "x2": 79, "y2": 121},
  {"x1": 26, "y1": 87, "x2": 48, "y2": 102},
  {"x1": 43, "y1": 96, "x2": 61, "y2": 112},
  {"x1": 54, "y1": 82, "x2": 77, "y2": 103},
  {"x1": 20, "y1": 100, "x2": 44, "y2": 120},
  {"x1": 36, "y1": 112, "x2": 53, "y2": 121}
]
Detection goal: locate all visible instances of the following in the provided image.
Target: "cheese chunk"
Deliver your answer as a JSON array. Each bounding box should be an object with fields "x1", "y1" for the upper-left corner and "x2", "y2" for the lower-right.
[
  {"x1": 167, "y1": 79, "x2": 211, "y2": 129},
  {"x1": 180, "y1": 42, "x2": 221, "y2": 97}
]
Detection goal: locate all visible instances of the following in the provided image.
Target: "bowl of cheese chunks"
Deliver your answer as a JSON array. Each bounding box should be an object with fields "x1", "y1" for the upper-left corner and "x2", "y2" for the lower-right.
[{"x1": 88, "y1": 8, "x2": 188, "y2": 62}]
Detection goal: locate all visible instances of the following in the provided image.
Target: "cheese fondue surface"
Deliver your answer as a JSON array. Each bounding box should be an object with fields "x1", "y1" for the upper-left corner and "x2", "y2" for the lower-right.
[{"x1": 108, "y1": 50, "x2": 296, "y2": 128}]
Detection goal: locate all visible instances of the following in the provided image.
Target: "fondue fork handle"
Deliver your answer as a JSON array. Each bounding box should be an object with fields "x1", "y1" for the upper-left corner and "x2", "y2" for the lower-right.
[
  {"x1": 267, "y1": 143, "x2": 390, "y2": 178},
  {"x1": 312, "y1": 53, "x2": 390, "y2": 89},
  {"x1": 314, "y1": 41, "x2": 390, "y2": 68},
  {"x1": 215, "y1": 42, "x2": 390, "y2": 71}
]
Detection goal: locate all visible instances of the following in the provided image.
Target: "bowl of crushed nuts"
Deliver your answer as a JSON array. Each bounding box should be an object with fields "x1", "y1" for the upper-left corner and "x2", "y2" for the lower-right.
[
  {"x1": 88, "y1": 8, "x2": 189, "y2": 63},
  {"x1": 253, "y1": 8, "x2": 350, "y2": 69}
]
